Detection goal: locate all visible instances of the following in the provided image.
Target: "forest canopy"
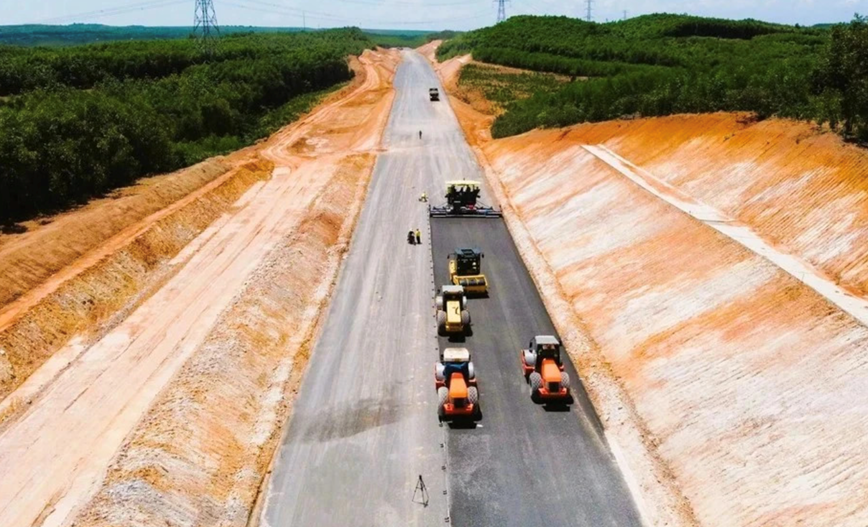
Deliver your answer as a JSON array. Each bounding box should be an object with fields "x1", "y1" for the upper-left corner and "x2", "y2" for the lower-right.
[
  {"x1": 438, "y1": 14, "x2": 867, "y2": 141},
  {"x1": 0, "y1": 29, "x2": 373, "y2": 222}
]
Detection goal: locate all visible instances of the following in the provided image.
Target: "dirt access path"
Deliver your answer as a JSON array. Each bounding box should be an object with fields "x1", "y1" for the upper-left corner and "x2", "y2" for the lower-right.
[
  {"x1": 428, "y1": 44, "x2": 868, "y2": 527},
  {"x1": 0, "y1": 48, "x2": 399, "y2": 527}
]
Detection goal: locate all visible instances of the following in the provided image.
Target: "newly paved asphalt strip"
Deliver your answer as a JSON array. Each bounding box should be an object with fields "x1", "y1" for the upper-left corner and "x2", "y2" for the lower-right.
[
  {"x1": 432, "y1": 219, "x2": 642, "y2": 526},
  {"x1": 262, "y1": 50, "x2": 642, "y2": 526}
]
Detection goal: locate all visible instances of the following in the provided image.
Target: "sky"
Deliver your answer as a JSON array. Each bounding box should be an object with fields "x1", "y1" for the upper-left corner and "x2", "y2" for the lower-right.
[{"x1": 1, "y1": 0, "x2": 866, "y2": 31}]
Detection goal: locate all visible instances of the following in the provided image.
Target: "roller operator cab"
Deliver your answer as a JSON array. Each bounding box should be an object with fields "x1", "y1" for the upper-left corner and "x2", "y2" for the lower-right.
[
  {"x1": 435, "y1": 348, "x2": 480, "y2": 421},
  {"x1": 520, "y1": 336, "x2": 572, "y2": 404},
  {"x1": 448, "y1": 248, "x2": 488, "y2": 296},
  {"x1": 436, "y1": 285, "x2": 470, "y2": 336}
]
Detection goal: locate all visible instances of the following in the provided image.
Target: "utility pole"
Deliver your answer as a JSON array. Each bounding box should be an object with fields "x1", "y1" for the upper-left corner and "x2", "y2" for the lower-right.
[
  {"x1": 623, "y1": 10, "x2": 628, "y2": 21},
  {"x1": 495, "y1": 0, "x2": 507, "y2": 24},
  {"x1": 303, "y1": 11, "x2": 306, "y2": 31},
  {"x1": 585, "y1": 0, "x2": 593, "y2": 22},
  {"x1": 193, "y1": 0, "x2": 220, "y2": 55}
]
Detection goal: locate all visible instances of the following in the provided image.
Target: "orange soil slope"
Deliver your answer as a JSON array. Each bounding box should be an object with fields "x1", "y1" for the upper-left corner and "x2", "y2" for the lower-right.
[
  {"x1": 0, "y1": 159, "x2": 233, "y2": 308},
  {"x1": 539, "y1": 114, "x2": 868, "y2": 299},
  {"x1": 479, "y1": 119, "x2": 868, "y2": 527},
  {"x1": 0, "y1": 159, "x2": 271, "y2": 403}
]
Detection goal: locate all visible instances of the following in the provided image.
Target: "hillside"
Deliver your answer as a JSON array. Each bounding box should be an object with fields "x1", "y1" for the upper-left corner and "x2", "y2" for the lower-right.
[{"x1": 438, "y1": 15, "x2": 867, "y2": 142}]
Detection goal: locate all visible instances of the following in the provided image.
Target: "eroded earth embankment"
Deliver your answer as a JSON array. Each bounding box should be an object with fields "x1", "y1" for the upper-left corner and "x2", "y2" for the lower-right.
[
  {"x1": 0, "y1": 159, "x2": 270, "y2": 405},
  {"x1": 427, "y1": 45, "x2": 868, "y2": 527},
  {"x1": 0, "y1": 48, "x2": 399, "y2": 527}
]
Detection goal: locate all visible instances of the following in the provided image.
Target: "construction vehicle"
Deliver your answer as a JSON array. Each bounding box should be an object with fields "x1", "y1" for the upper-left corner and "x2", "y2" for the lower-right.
[
  {"x1": 448, "y1": 248, "x2": 488, "y2": 296},
  {"x1": 436, "y1": 285, "x2": 470, "y2": 336},
  {"x1": 520, "y1": 336, "x2": 572, "y2": 404},
  {"x1": 435, "y1": 347, "x2": 480, "y2": 421},
  {"x1": 429, "y1": 87, "x2": 440, "y2": 101},
  {"x1": 428, "y1": 180, "x2": 502, "y2": 218}
]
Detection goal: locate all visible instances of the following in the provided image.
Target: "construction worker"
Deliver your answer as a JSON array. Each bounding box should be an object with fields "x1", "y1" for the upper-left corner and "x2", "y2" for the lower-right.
[
  {"x1": 419, "y1": 130, "x2": 423, "y2": 140},
  {"x1": 419, "y1": 192, "x2": 427, "y2": 202},
  {"x1": 415, "y1": 228, "x2": 421, "y2": 244}
]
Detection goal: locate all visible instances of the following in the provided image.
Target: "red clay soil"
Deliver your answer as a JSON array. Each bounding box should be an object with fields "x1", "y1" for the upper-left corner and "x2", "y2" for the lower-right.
[
  {"x1": 0, "y1": 159, "x2": 234, "y2": 308},
  {"x1": 576, "y1": 114, "x2": 868, "y2": 299}
]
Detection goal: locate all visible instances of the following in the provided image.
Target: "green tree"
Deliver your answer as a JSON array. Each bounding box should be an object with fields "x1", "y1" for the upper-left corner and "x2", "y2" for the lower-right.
[{"x1": 815, "y1": 15, "x2": 868, "y2": 140}]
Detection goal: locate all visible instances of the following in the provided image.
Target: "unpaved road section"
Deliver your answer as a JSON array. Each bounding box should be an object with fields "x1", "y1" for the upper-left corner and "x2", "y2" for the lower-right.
[
  {"x1": 261, "y1": 50, "x2": 641, "y2": 527},
  {"x1": 0, "y1": 49, "x2": 399, "y2": 527},
  {"x1": 261, "y1": 49, "x2": 454, "y2": 527}
]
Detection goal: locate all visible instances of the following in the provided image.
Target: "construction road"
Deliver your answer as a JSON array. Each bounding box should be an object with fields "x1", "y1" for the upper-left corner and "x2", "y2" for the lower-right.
[{"x1": 261, "y1": 50, "x2": 641, "y2": 526}]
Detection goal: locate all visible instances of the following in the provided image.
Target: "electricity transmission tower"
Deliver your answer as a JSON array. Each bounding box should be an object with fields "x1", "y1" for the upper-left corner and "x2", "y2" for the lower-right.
[
  {"x1": 495, "y1": 0, "x2": 508, "y2": 23},
  {"x1": 193, "y1": 0, "x2": 220, "y2": 54},
  {"x1": 585, "y1": 0, "x2": 593, "y2": 22}
]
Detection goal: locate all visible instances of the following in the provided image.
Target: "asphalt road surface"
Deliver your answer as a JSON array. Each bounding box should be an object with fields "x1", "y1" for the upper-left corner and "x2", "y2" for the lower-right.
[
  {"x1": 262, "y1": 50, "x2": 642, "y2": 526},
  {"x1": 432, "y1": 219, "x2": 642, "y2": 526}
]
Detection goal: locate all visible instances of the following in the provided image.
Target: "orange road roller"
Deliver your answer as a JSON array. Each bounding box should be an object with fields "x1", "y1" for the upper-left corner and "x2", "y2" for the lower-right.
[
  {"x1": 520, "y1": 335, "x2": 572, "y2": 404},
  {"x1": 435, "y1": 347, "x2": 481, "y2": 421}
]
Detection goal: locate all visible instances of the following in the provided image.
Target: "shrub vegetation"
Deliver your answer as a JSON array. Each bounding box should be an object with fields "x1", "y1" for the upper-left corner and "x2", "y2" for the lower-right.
[{"x1": 458, "y1": 63, "x2": 568, "y2": 110}]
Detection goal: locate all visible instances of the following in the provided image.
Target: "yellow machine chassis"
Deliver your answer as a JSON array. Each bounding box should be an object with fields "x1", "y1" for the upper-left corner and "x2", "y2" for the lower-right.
[{"x1": 449, "y1": 259, "x2": 488, "y2": 295}]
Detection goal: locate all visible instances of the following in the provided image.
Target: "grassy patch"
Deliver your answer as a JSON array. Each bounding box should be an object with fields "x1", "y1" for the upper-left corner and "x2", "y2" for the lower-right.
[{"x1": 458, "y1": 63, "x2": 569, "y2": 112}]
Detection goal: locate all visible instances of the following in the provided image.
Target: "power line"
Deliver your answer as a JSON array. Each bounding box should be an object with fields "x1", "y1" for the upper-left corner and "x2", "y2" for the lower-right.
[
  {"x1": 37, "y1": 0, "x2": 187, "y2": 24},
  {"x1": 224, "y1": 0, "x2": 491, "y2": 26},
  {"x1": 193, "y1": 0, "x2": 220, "y2": 54},
  {"x1": 324, "y1": 0, "x2": 487, "y2": 6}
]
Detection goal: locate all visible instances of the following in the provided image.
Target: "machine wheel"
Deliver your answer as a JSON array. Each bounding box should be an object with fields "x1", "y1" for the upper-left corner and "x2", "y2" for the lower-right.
[
  {"x1": 461, "y1": 310, "x2": 470, "y2": 326},
  {"x1": 435, "y1": 296, "x2": 443, "y2": 311},
  {"x1": 560, "y1": 372, "x2": 571, "y2": 391},
  {"x1": 468, "y1": 386, "x2": 479, "y2": 405},
  {"x1": 523, "y1": 350, "x2": 536, "y2": 368},
  {"x1": 437, "y1": 387, "x2": 448, "y2": 421},
  {"x1": 436, "y1": 311, "x2": 447, "y2": 336},
  {"x1": 529, "y1": 372, "x2": 542, "y2": 401}
]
